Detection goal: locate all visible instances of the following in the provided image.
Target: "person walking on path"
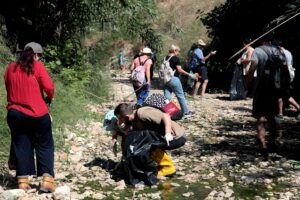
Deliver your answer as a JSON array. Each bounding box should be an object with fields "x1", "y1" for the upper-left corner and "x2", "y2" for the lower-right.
[
  {"x1": 118, "y1": 49, "x2": 125, "y2": 72},
  {"x1": 4, "y1": 42, "x2": 56, "y2": 192},
  {"x1": 236, "y1": 38, "x2": 256, "y2": 98},
  {"x1": 163, "y1": 44, "x2": 195, "y2": 119},
  {"x1": 192, "y1": 39, "x2": 216, "y2": 98},
  {"x1": 273, "y1": 40, "x2": 300, "y2": 120},
  {"x1": 246, "y1": 33, "x2": 287, "y2": 159},
  {"x1": 130, "y1": 47, "x2": 153, "y2": 107}
]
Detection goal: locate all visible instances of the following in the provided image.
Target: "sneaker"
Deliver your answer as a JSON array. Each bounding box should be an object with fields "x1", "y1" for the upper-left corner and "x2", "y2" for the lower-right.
[
  {"x1": 182, "y1": 111, "x2": 195, "y2": 119},
  {"x1": 274, "y1": 114, "x2": 284, "y2": 124}
]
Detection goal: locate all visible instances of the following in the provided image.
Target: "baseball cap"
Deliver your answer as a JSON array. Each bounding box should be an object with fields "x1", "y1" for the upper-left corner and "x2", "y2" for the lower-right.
[
  {"x1": 103, "y1": 110, "x2": 117, "y2": 132},
  {"x1": 24, "y1": 42, "x2": 43, "y2": 53},
  {"x1": 197, "y1": 39, "x2": 206, "y2": 46}
]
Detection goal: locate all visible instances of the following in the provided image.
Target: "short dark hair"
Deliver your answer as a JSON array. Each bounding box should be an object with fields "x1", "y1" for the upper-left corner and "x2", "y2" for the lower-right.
[
  {"x1": 114, "y1": 103, "x2": 133, "y2": 117},
  {"x1": 243, "y1": 37, "x2": 252, "y2": 44},
  {"x1": 262, "y1": 31, "x2": 275, "y2": 42}
]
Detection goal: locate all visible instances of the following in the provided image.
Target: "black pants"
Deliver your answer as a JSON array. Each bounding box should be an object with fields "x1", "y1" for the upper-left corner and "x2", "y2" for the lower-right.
[
  {"x1": 163, "y1": 134, "x2": 187, "y2": 150},
  {"x1": 7, "y1": 109, "x2": 54, "y2": 177}
]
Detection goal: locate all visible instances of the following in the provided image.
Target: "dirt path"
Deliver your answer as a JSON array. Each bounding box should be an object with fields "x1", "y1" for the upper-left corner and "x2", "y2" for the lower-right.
[{"x1": 1, "y1": 70, "x2": 300, "y2": 200}]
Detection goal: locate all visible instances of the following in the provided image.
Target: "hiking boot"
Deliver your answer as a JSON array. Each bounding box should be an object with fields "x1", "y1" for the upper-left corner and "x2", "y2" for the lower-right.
[
  {"x1": 40, "y1": 174, "x2": 56, "y2": 193},
  {"x1": 182, "y1": 111, "x2": 195, "y2": 119},
  {"x1": 17, "y1": 177, "x2": 31, "y2": 190}
]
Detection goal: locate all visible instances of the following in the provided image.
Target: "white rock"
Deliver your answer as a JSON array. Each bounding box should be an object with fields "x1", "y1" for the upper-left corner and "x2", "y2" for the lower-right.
[
  {"x1": 114, "y1": 180, "x2": 126, "y2": 190},
  {"x1": 92, "y1": 193, "x2": 106, "y2": 199},
  {"x1": 66, "y1": 132, "x2": 76, "y2": 141},
  {"x1": 170, "y1": 183, "x2": 181, "y2": 187},
  {"x1": 54, "y1": 185, "x2": 71, "y2": 200},
  {"x1": 182, "y1": 192, "x2": 194, "y2": 197},
  {"x1": 264, "y1": 178, "x2": 273, "y2": 184},
  {"x1": 149, "y1": 192, "x2": 161, "y2": 199},
  {"x1": 1, "y1": 189, "x2": 26, "y2": 200}
]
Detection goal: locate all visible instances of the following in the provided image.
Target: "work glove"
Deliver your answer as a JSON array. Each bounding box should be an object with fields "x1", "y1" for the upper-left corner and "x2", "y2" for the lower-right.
[
  {"x1": 165, "y1": 132, "x2": 174, "y2": 146},
  {"x1": 188, "y1": 72, "x2": 195, "y2": 80},
  {"x1": 210, "y1": 50, "x2": 217, "y2": 55}
]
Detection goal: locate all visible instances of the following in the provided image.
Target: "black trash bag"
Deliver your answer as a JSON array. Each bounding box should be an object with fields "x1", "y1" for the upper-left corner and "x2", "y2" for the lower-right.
[
  {"x1": 120, "y1": 129, "x2": 166, "y2": 185},
  {"x1": 229, "y1": 63, "x2": 247, "y2": 100}
]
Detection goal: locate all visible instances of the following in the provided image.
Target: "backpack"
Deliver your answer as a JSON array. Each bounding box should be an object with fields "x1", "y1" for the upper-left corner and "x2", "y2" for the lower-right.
[
  {"x1": 158, "y1": 56, "x2": 175, "y2": 84},
  {"x1": 260, "y1": 46, "x2": 290, "y2": 90},
  {"x1": 187, "y1": 48, "x2": 203, "y2": 71},
  {"x1": 131, "y1": 57, "x2": 149, "y2": 87},
  {"x1": 288, "y1": 65, "x2": 295, "y2": 83}
]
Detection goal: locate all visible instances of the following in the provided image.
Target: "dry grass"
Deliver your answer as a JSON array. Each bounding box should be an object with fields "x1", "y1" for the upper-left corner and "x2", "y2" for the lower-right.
[{"x1": 155, "y1": 0, "x2": 225, "y2": 55}]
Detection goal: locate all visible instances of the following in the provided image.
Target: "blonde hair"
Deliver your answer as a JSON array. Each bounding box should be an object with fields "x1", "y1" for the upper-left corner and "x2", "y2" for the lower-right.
[{"x1": 169, "y1": 44, "x2": 180, "y2": 53}]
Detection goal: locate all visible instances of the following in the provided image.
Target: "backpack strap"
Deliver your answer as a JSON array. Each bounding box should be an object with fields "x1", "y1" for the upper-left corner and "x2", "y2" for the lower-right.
[
  {"x1": 163, "y1": 56, "x2": 173, "y2": 65},
  {"x1": 139, "y1": 56, "x2": 150, "y2": 66}
]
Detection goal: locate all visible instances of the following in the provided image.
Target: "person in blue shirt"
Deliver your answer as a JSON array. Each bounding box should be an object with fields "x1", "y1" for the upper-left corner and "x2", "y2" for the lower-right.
[{"x1": 192, "y1": 39, "x2": 216, "y2": 98}]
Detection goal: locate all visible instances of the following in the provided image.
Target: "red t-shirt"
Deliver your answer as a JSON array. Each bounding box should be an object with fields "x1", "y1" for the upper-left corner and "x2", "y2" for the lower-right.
[{"x1": 4, "y1": 61, "x2": 55, "y2": 117}]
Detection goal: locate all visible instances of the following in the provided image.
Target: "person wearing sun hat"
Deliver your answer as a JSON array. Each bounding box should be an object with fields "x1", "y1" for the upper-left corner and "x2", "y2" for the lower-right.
[
  {"x1": 191, "y1": 39, "x2": 216, "y2": 98},
  {"x1": 130, "y1": 47, "x2": 153, "y2": 107},
  {"x1": 4, "y1": 42, "x2": 55, "y2": 192}
]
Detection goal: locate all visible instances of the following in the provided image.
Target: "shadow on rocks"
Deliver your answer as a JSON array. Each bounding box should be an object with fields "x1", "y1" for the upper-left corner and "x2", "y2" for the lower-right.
[
  {"x1": 0, "y1": 172, "x2": 17, "y2": 189},
  {"x1": 197, "y1": 118, "x2": 300, "y2": 168},
  {"x1": 84, "y1": 157, "x2": 123, "y2": 181}
]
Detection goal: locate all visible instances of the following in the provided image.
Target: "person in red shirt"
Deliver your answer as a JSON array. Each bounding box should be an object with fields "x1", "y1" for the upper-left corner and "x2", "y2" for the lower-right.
[{"x1": 4, "y1": 42, "x2": 55, "y2": 192}]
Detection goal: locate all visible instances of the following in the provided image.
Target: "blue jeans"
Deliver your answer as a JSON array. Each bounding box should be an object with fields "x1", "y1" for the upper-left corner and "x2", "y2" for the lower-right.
[
  {"x1": 7, "y1": 109, "x2": 54, "y2": 177},
  {"x1": 133, "y1": 82, "x2": 150, "y2": 105},
  {"x1": 164, "y1": 76, "x2": 189, "y2": 114}
]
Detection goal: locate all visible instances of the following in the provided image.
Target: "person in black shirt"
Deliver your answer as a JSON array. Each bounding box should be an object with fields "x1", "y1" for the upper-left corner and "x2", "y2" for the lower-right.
[{"x1": 163, "y1": 44, "x2": 195, "y2": 119}]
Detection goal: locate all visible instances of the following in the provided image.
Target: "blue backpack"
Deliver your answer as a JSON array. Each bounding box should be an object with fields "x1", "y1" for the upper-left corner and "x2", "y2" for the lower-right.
[{"x1": 188, "y1": 49, "x2": 201, "y2": 71}]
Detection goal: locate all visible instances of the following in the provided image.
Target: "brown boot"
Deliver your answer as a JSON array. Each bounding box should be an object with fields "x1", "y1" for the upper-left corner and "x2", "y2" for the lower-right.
[
  {"x1": 17, "y1": 177, "x2": 31, "y2": 190},
  {"x1": 40, "y1": 175, "x2": 56, "y2": 193}
]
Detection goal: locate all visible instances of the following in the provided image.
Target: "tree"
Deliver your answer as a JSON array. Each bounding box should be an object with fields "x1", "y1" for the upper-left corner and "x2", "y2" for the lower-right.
[{"x1": 199, "y1": 0, "x2": 300, "y2": 90}]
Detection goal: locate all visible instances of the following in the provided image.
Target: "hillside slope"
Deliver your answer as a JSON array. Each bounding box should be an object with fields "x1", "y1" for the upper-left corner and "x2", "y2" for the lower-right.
[{"x1": 156, "y1": 0, "x2": 225, "y2": 54}]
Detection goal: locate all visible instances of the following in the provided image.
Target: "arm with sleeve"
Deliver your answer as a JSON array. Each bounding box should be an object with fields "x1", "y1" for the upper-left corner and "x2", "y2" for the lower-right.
[{"x1": 35, "y1": 61, "x2": 55, "y2": 100}]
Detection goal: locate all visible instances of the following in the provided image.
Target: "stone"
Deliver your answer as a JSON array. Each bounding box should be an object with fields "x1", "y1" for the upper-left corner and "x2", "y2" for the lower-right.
[
  {"x1": 1, "y1": 189, "x2": 26, "y2": 200},
  {"x1": 53, "y1": 185, "x2": 71, "y2": 200}
]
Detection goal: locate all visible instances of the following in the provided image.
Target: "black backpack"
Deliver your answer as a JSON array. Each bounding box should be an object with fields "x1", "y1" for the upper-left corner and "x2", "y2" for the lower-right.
[{"x1": 260, "y1": 46, "x2": 290, "y2": 90}]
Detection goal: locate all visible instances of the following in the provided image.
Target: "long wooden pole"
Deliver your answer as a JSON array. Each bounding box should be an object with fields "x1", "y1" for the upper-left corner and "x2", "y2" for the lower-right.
[{"x1": 228, "y1": 11, "x2": 300, "y2": 61}]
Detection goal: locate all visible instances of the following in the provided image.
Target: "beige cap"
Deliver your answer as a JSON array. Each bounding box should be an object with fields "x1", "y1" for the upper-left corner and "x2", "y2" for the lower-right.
[
  {"x1": 197, "y1": 39, "x2": 206, "y2": 46},
  {"x1": 24, "y1": 42, "x2": 43, "y2": 53},
  {"x1": 142, "y1": 47, "x2": 152, "y2": 54}
]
